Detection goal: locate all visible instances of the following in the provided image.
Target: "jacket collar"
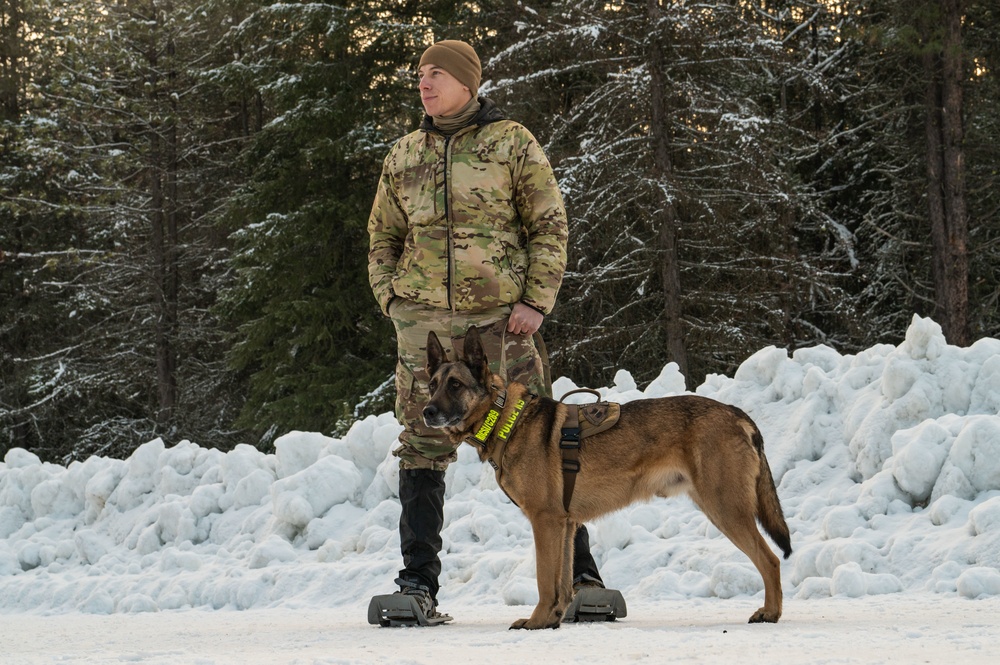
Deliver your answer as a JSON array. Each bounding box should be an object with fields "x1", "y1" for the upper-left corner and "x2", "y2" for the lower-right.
[{"x1": 420, "y1": 96, "x2": 506, "y2": 134}]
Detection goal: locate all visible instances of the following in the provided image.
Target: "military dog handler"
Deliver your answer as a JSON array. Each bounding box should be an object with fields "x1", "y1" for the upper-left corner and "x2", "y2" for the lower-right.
[{"x1": 367, "y1": 39, "x2": 621, "y2": 625}]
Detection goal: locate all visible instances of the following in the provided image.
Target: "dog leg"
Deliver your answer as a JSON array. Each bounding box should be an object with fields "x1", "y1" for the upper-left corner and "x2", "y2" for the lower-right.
[
  {"x1": 742, "y1": 533, "x2": 783, "y2": 623},
  {"x1": 690, "y1": 488, "x2": 782, "y2": 623},
  {"x1": 558, "y1": 521, "x2": 576, "y2": 612},
  {"x1": 694, "y1": 491, "x2": 783, "y2": 623},
  {"x1": 510, "y1": 513, "x2": 570, "y2": 630}
]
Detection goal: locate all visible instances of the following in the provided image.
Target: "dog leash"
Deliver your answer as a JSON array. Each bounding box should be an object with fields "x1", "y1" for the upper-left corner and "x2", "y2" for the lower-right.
[{"x1": 498, "y1": 325, "x2": 510, "y2": 386}]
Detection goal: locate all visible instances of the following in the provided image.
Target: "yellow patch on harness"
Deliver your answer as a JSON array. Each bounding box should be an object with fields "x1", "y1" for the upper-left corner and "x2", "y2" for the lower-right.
[
  {"x1": 497, "y1": 399, "x2": 526, "y2": 441},
  {"x1": 474, "y1": 409, "x2": 501, "y2": 442}
]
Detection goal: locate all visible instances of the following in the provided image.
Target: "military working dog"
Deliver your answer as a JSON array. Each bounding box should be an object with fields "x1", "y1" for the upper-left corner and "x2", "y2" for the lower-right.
[{"x1": 422, "y1": 327, "x2": 792, "y2": 630}]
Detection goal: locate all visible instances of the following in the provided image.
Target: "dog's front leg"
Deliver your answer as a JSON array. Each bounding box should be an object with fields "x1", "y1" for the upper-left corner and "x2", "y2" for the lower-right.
[
  {"x1": 557, "y1": 521, "x2": 576, "y2": 614},
  {"x1": 510, "y1": 513, "x2": 571, "y2": 630}
]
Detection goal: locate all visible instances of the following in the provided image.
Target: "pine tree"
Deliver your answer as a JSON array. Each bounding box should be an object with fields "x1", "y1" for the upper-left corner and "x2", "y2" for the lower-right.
[
  {"x1": 1, "y1": 0, "x2": 112, "y2": 459},
  {"x1": 488, "y1": 0, "x2": 858, "y2": 388},
  {"x1": 841, "y1": 0, "x2": 998, "y2": 346},
  {"x1": 2, "y1": 1, "x2": 247, "y2": 461},
  {"x1": 217, "y1": 2, "x2": 419, "y2": 444},
  {"x1": 963, "y1": 0, "x2": 1000, "y2": 332}
]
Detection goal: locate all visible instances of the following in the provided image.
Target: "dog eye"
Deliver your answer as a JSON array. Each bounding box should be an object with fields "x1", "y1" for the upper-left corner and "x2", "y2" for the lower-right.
[
  {"x1": 449, "y1": 378, "x2": 462, "y2": 390},
  {"x1": 428, "y1": 379, "x2": 438, "y2": 392}
]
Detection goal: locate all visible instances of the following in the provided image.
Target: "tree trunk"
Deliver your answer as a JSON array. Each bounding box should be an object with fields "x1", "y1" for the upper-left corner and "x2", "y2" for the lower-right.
[
  {"x1": 164, "y1": 33, "x2": 180, "y2": 420},
  {"x1": 924, "y1": 51, "x2": 948, "y2": 317},
  {"x1": 648, "y1": 0, "x2": 690, "y2": 384},
  {"x1": 150, "y1": 126, "x2": 177, "y2": 424},
  {"x1": 925, "y1": 0, "x2": 970, "y2": 346},
  {"x1": 147, "y1": 19, "x2": 178, "y2": 425},
  {"x1": 1, "y1": 0, "x2": 22, "y2": 120},
  {"x1": 938, "y1": 0, "x2": 969, "y2": 346}
]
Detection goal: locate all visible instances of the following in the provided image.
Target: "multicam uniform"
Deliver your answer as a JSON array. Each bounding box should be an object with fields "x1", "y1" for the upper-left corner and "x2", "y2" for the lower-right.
[{"x1": 368, "y1": 98, "x2": 568, "y2": 470}]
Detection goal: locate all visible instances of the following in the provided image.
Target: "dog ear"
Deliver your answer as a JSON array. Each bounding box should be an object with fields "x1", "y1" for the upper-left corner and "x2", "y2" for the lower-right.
[
  {"x1": 463, "y1": 326, "x2": 490, "y2": 384},
  {"x1": 426, "y1": 330, "x2": 446, "y2": 378}
]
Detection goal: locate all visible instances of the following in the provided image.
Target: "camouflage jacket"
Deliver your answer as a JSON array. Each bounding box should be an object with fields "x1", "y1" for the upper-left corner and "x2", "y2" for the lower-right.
[{"x1": 367, "y1": 98, "x2": 568, "y2": 316}]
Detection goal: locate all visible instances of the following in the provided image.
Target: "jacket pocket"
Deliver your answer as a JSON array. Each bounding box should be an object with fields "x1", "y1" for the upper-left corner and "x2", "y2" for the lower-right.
[
  {"x1": 392, "y1": 226, "x2": 450, "y2": 308},
  {"x1": 450, "y1": 227, "x2": 526, "y2": 309}
]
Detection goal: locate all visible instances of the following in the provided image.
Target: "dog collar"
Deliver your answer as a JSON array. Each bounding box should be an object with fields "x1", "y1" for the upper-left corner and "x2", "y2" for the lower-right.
[
  {"x1": 471, "y1": 390, "x2": 531, "y2": 448},
  {"x1": 462, "y1": 387, "x2": 535, "y2": 509},
  {"x1": 495, "y1": 397, "x2": 527, "y2": 442},
  {"x1": 471, "y1": 390, "x2": 508, "y2": 444}
]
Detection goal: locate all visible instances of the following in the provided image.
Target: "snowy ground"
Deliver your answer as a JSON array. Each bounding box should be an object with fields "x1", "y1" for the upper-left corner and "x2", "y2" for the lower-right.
[
  {"x1": 2, "y1": 315, "x2": 1000, "y2": 663},
  {"x1": 3, "y1": 596, "x2": 997, "y2": 664}
]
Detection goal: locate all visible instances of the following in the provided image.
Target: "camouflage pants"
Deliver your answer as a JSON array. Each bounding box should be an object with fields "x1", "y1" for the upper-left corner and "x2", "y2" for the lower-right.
[{"x1": 390, "y1": 299, "x2": 549, "y2": 470}]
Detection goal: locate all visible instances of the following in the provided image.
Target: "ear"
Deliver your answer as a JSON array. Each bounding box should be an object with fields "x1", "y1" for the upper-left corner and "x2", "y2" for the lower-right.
[
  {"x1": 462, "y1": 326, "x2": 490, "y2": 384},
  {"x1": 426, "y1": 330, "x2": 447, "y2": 378}
]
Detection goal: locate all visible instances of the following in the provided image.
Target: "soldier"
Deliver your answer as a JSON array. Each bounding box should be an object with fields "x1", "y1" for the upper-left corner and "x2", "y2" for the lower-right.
[{"x1": 367, "y1": 40, "x2": 617, "y2": 625}]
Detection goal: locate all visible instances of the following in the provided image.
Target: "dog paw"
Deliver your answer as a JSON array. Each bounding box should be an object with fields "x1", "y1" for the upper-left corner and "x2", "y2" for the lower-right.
[
  {"x1": 748, "y1": 608, "x2": 780, "y2": 623},
  {"x1": 509, "y1": 617, "x2": 560, "y2": 630}
]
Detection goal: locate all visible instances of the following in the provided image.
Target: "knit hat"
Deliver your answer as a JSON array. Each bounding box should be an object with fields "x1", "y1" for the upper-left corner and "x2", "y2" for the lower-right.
[{"x1": 419, "y1": 40, "x2": 482, "y2": 98}]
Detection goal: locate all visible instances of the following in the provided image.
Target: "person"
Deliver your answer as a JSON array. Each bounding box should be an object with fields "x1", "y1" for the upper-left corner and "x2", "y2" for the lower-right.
[{"x1": 367, "y1": 39, "x2": 613, "y2": 623}]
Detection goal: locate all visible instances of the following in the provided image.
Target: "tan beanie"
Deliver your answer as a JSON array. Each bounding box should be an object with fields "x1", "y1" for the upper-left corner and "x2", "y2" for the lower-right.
[{"x1": 419, "y1": 40, "x2": 482, "y2": 98}]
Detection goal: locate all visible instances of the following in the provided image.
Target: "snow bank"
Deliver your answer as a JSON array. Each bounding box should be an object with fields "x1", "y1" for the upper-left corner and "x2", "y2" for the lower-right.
[{"x1": 2, "y1": 315, "x2": 999, "y2": 614}]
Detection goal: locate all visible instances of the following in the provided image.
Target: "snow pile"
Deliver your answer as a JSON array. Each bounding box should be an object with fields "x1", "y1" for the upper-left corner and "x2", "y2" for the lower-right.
[{"x1": 2, "y1": 315, "x2": 999, "y2": 615}]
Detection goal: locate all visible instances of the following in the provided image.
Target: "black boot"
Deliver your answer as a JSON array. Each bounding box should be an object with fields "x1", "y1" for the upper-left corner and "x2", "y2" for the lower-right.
[
  {"x1": 397, "y1": 468, "x2": 446, "y2": 601},
  {"x1": 571, "y1": 524, "x2": 605, "y2": 589},
  {"x1": 565, "y1": 524, "x2": 627, "y2": 622}
]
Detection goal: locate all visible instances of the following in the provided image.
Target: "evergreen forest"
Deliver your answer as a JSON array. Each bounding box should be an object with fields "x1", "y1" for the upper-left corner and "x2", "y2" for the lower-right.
[{"x1": 2, "y1": 0, "x2": 998, "y2": 462}]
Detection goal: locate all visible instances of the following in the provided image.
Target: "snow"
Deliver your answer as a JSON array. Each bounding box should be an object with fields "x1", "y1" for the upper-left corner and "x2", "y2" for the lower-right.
[{"x1": 2, "y1": 314, "x2": 1000, "y2": 663}]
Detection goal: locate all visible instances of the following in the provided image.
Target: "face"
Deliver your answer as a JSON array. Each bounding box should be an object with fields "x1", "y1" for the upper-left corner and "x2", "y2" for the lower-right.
[
  {"x1": 422, "y1": 329, "x2": 490, "y2": 430},
  {"x1": 418, "y1": 64, "x2": 473, "y2": 117}
]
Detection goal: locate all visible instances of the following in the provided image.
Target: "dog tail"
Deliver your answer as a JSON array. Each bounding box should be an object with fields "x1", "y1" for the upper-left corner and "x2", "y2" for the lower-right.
[{"x1": 752, "y1": 427, "x2": 792, "y2": 559}]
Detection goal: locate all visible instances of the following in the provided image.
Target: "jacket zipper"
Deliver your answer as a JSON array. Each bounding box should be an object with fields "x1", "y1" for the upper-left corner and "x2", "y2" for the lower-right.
[
  {"x1": 443, "y1": 134, "x2": 453, "y2": 310},
  {"x1": 439, "y1": 123, "x2": 479, "y2": 311}
]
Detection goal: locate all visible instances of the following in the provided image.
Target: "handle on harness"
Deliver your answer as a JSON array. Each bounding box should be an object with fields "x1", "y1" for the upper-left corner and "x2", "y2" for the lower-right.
[{"x1": 560, "y1": 388, "x2": 603, "y2": 403}]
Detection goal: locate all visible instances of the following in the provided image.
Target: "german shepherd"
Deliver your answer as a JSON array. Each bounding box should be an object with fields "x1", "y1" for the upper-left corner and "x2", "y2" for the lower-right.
[{"x1": 422, "y1": 327, "x2": 792, "y2": 630}]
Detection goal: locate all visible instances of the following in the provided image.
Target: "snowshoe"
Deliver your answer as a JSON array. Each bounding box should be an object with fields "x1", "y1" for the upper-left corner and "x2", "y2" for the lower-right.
[
  {"x1": 562, "y1": 587, "x2": 628, "y2": 623},
  {"x1": 368, "y1": 579, "x2": 453, "y2": 627}
]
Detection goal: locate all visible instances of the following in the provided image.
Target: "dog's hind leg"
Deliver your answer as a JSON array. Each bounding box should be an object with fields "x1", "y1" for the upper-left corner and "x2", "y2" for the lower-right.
[
  {"x1": 692, "y1": 489, "x2": 784, "y2": 624},
  {"x1": 510, "y1": 512, "x2": 572, "y2": 630}
]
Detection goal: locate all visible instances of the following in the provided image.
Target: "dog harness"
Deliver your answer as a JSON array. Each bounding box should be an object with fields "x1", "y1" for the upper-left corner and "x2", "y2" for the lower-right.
[
  {"x1": 559, "y1": 389, "x2": 621, "y2": 512},
  {"x1": 465, "y1": 387, "x2": 621, "y2": 513}
]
